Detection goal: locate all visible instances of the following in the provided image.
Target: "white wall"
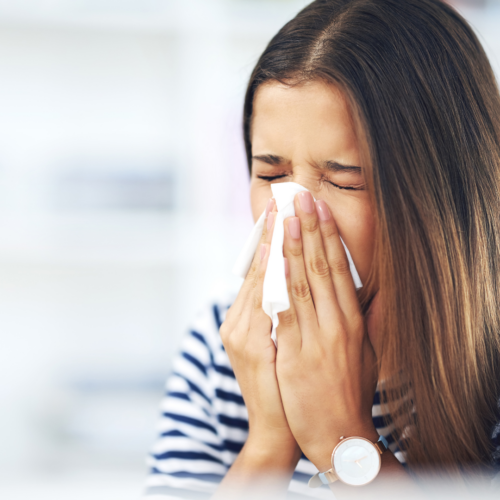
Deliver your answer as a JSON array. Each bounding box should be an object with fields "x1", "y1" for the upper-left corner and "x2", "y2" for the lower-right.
[{"x1": 0, "y1": 1, "x2": 311, "y2": 499}]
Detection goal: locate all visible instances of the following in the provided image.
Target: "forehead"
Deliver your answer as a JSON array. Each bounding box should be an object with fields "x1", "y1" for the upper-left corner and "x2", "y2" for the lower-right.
[{"x1": 251, "y1": 79, "x2": 359, "y2": 161}]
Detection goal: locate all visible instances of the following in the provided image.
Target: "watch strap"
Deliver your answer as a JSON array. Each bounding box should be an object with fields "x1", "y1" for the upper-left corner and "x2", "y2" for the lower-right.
[
  {"x1": 308, "y1": 468, "x2": 339, "y2": 488},
  {"x1": 374, "y1": 434, "x2": 389, "y2": 455},
  {"x1": 308, "y1": 435, "x2": 389, "y2": 488}
]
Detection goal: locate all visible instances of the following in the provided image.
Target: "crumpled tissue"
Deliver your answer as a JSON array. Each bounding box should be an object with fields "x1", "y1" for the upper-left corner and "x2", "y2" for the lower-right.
[{"x1": 233, "y1": 182, "x2": 362, "y2": 345}]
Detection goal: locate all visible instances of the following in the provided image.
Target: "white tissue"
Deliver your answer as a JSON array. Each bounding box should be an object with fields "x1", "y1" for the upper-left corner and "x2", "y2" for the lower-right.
[{"x1": 232, "y1": 182, "x2": 362, "y2": 345}]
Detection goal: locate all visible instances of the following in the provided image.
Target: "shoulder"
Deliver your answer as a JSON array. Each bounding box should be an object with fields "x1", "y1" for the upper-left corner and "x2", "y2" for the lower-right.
[
  {"x1": 182, "y1": 291, "x2": 235, "y2": 365},
  {"x1": 167, "y1": 290, "x2": 237, "y2": 393},
  {"x1": 144, "y1": 292, "x2": 245, "y2": 497}
]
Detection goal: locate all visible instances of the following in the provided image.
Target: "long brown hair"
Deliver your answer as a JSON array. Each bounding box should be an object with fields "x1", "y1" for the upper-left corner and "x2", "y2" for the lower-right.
[{"x1": 243, "y1": 0, "x2": 500, "y2": 478}]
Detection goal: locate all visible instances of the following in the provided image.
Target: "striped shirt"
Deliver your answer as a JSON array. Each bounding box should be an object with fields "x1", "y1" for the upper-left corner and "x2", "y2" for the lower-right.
[{"x1": 144, "y1": 296, "x2": 500, "y2": 499}]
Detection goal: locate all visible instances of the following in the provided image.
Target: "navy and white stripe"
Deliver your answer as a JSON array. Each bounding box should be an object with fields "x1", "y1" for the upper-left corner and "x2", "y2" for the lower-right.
[{"x1": 144, "y1": 296, "x2": 499, "y2": 498}]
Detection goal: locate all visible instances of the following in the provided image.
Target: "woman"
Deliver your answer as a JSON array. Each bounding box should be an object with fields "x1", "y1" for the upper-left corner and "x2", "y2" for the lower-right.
[{"x1": 145, "y1": 0, "x2": 500, "y2": 498}]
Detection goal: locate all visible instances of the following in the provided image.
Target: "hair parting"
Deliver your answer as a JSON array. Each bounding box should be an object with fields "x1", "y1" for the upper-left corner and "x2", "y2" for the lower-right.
[{"x1": 243, "y1": 0, "x2": 500, "y2": 480}]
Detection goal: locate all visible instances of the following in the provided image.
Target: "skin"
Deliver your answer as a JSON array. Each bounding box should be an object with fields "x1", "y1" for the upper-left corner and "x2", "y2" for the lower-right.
[
  {"x1": 249, "y1": 80, "x2": 375, "y2": 287},
  {"x1": 214, "y1": 80, "x2": 413, "y2": 499}
]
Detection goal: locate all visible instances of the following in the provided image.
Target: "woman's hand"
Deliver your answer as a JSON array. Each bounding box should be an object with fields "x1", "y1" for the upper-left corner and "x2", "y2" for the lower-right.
[
  {"x1": 219, "y1": 199, "x2": 300, "y2": 467},
  {"x1": 275, "y1": 191, "x2": 379, "y2": 472}
]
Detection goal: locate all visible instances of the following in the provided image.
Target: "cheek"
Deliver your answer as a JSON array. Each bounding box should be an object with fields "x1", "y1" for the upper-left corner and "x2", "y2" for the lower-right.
[{"x1": 250, "y1": 180, "x2": 273, "y2": 223}]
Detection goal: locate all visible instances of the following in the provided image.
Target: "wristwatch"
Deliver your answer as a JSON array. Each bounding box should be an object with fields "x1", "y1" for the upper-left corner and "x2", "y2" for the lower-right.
[{"x1": 308, "y1": 435, "x2": 389, "y2": 488}]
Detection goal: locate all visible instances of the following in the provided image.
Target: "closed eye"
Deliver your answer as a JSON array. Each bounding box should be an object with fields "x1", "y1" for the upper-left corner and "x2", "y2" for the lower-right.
[
  {"x1": 323, "y1": 173, "x2": 365, "y2": 190},
  {"x1": 326, "y1": 180, "x2": 364, "y2": 191},
  {"x1": 256, "y1": 174, "x2": 289, "y2": 181}
]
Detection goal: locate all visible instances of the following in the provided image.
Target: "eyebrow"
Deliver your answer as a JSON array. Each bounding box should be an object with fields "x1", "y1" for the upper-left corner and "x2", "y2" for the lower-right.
[
  {"x1": 323, "y1": 160, "x2": 362, "y2": 173},
  {"x1": 252, "y1": 154, "x2": 362, "y2": 173},
  {"x1": 251, "y1": 154, "x2": 286, "y2": 166}
]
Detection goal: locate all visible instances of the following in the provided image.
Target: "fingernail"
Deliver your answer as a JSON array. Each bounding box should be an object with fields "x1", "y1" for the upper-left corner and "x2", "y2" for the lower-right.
[
  {"x1": 267, "y1": 211, "x2": 275, "y2": 231},
  {"x1": 284, "y1": 257, "x2": 289, "y2": 278},
  {"x1": 316, "y1": 200, "x2": 331, "y2": 221},
  {"x1": 298, "y1": 191, "x2": 314, "y2": 214},
  {"x1": 261, "y1": 244, "x2": 267, "y2": 260},
  {"x1": 288, "y1": 217, "x2": 301, "y2": 239},
  {"x1": 265, "y1": 198, "x2": 274, "y2": 217}
]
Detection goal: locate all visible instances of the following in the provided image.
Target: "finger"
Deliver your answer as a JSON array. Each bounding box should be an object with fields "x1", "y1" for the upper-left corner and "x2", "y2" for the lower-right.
[
  {"x1": 294, "y1": 191, "x2": 340, "y2": 327},
  {"x1": 315, "y1": 199, "x2": 361, "y2": 319},
  {"x1": 264, "y1": 204, "x2": 278, "y2": 245},
  {"x1": 276, "y1": 257, "x2": 302, "y2": 353},
  {"x1": 242, "y1": 203, "x2": 279, "y2": 338},
  {"x1": 282, "y1": 216, "x2": 318, "y2": 339},
  {"x1": 248, "y1": 198, "x2": 275, "y2": 288},
  {"x1": 230, "y1": 198, "x2": 275, "y2": 316},
  {"x1": 238, "y1": 201, "x2": 278, "y2": 324},
  {"x1": 248, "y1": 242, "x2": 273, "y2": 339}
]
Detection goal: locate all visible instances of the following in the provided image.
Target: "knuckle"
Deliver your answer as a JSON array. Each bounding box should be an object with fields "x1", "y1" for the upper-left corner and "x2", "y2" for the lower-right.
[
  {"x1": 250, "y1": 269, "x2": 260, "y2": 289},
  {"x1": 221, "y1": 331, "x2": 234, "y2": 351},
  {"x1": 321, "y1": 223, "x2": 338, "y2": 240},
  {"x1": 261, "y1": 222, "x2": 268, "y2": 239},
  {"x1": 334, "y1": 327, "x2": 348, "y2": 344},
  {"x1": 279, "y1": 310, "x2": 297, "y2": 328},
  {"x1": 219, "y1": 322, "x2": 232, "y2": 344},
  {"x1": 226, "y1": 330, "x2": 244, "y2": 353},
  {"x1": 253, "y1": 289, "x2": 263, "y2": 310},
  {"x1": 277, "y1": 360, "x2": 295, "y2": 380},
  {"x1": 329, "y1": 335, "x2": 347, "y2": 356},
  {"x1": 223, "y1": 308, "x2": 234, "y2": 324},
  {"x1": 250, "y1": 269, "x2": 262, "y2": 292},
  {"x1": 308, "y1": 255, "x2": 331, "y2": 278},
  {"x1": 302, "y1": 217, "x2": 319, "y2": 234},
  {"x1": 291, "y1": 280, "x2": 311, "y2": 302},
  {"x1": 289, "y1": 245, "x2": 303, "y2": 258},
  {"x1": 351, "y1": 315, "x2": 365, "y2": 333},
  {"x1": 330, "y1": 257, "x2": 351, "y2": 276},
  {"x1": 258, "y1": 260, "x2": 267, "y2": 281},
  {"x1": 246, "y1": 262, "x2": 258, "y2": 281},
  {"x1": 219, "y1": 322, "x2": 228, "y2": 338}
]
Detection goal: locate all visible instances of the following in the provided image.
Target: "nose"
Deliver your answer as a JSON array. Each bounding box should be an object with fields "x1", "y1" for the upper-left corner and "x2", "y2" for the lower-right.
[{"x1": 290, "y1": 170, "x2": 321, "y2": 200}]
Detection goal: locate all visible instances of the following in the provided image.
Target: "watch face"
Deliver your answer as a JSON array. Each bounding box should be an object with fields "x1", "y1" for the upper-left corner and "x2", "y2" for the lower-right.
[{"x1": 332, "y1": 437, "x2": 381, "y2": 486}]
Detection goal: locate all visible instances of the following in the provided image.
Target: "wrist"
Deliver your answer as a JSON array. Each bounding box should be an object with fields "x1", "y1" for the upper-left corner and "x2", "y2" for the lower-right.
[
  {"x1": 307, "y1": 425, "x2": 380, "y2": 472},
  {"x1": 243, "y1": 432, "x2": 301, "y2": 472},
  {"x1": 213, "y1": 432, "x2": 300, "y2": 500}
]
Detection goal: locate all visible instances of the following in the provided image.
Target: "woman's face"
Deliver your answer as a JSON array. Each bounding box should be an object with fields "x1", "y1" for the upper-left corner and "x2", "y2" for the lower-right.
[{"x1": 249, "y1": 79, "x2": 376, "y2": 286}]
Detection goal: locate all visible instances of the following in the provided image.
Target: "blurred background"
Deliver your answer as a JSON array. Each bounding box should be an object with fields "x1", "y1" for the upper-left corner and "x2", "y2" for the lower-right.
[{"x1": 0, "y1": 1, "x2": 498, "y2": 499}]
